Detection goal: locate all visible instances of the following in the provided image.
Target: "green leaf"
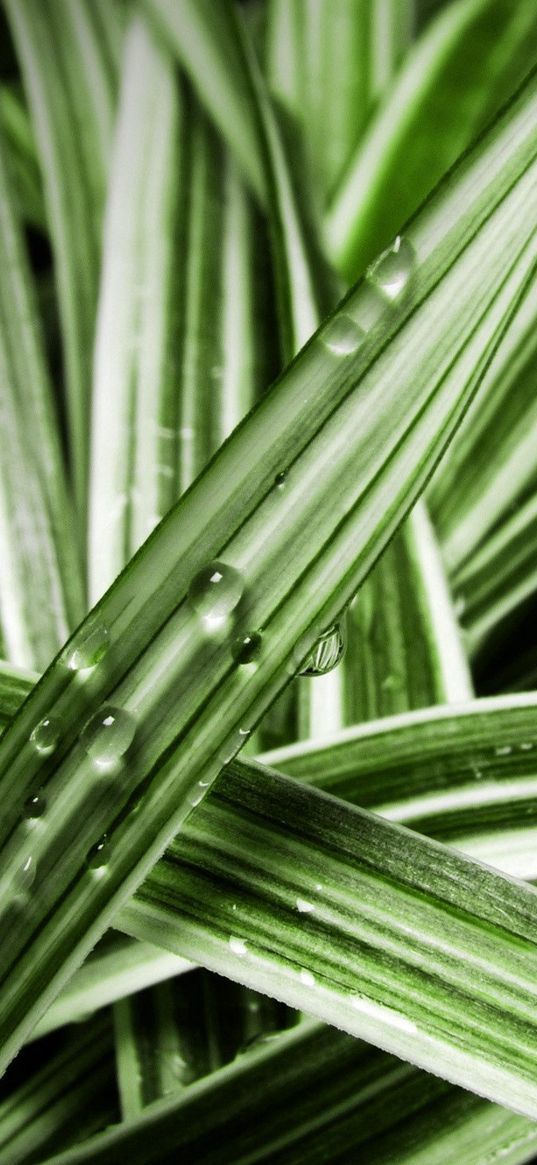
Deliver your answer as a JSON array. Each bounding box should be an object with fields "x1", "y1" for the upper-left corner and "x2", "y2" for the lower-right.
[
  {"x1": 4, "y1": 0, "x2": 119, "y2": 516},
  {"x1": 141, "y1": 0, "x2": 266, "y2": 204},
  {"x1": 265, "y1": 0, "x2": 413, "y2": 202},
  {"x1": 0, "y1": 83, "x2": 45, "y2": 229},
  {"x1": 0, "y1": 129, "x2": 85, "y2": 669},
  {"x1": 0, "y1": 1015, "x2": 117, "y2": 1163},
  {"x1": 325, "y1": 0, "x2": 537, "y2": 279},
  {"x1": 33, "y1": 1019, "x2": 537, "y2": 1165},
  {"x1": 0, "y1": 59, "x2": 537, "y2": 1075}
]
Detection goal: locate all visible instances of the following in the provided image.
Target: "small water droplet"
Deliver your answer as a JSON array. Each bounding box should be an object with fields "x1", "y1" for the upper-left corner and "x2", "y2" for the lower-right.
[
  {"x1": 299, "y1": 623, "x2": 346, "y2": 676},
  {"x1": 23, "y1": 789, "x2": 47, "y2": 818},
  {"x1": 237, "y1": 1032, "x2": 282, "y2": 1057},
  {"x1": 81, "y1": 705, "x2": 136, "y2": 770},
  {"x1": 520, "y1": 742, "x2": 534, "y2": 752},
  {"x1": 367, "y1": 235, "x2": 415, "y2": 303},
  {"x1": 495, "y1": 744, "x2": 512, "y2": 757},
  {"x1": 219, "y1": 728, "x2": 251, "y2": 766},
  {"x1": 229, "y1": 936, "x2": 248, "y2": 956},
  {"x1": 322, "y1": 313, "x2": 365, "y2": 355},
  {"x1": 274, "y1": 471, "x2": 287, "y2": 490},
  {"x1": 296, "y1": 897, "x2": 315, "y2": 914},
  {"x1": 63, "y1": 617, "x2": 110, "y2": 671},
  {"x1": 232, "y1": 631, "x2": 262, "y2": 666},
  {"x1": 30, "y1": 716, "x2": 61, "y2": 756},
  {"x1": 13, "y1": 855, "x2": 36, "y2": 895},
  {"x1": 188, "y1": 561, "x2": 244, "y2": 626},
  {"x1": 86, "y1": 835, "x2": 110, "y2": 869},
  {"x1": 299, "y1": 969, "x2": 315, "y2": 987}
]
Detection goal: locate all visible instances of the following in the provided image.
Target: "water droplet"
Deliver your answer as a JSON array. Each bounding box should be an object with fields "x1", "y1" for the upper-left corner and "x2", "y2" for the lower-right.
[
  {"x1": 322, "y1": 313, "x2": 365, "y2": 355},
  {"x1": 63, "y1": 617, "x2": 110, "y2": 671},
  {"x1": 229, "y1": 936, "x2": 248, "y2": 956},
  {"x1": 219, "y1": 728, "x2": 251, "y2": 766},
  {"x1": 520, "y1": 742, "x2": 534, "y2": 752},
  {"x1": 188, "y1": 561, "x2": 244, "y2": 626},
  {"x1": 274, "y1": 471, "x2": 287, "y2": 490},
  {"x1": 299, "y1": 622, "x2": 346, "y2": 676},
  {"x1": 299, "y1": 969, "x2": 315, "y2": 987},
  {"x1": 13, "y1": 855, "x2": 36, "y2": 896},
  {"x1": 232, "y1": 631, "x2": 262, "y2": 666},
  {"x1": 81, "y1": 706, "x2": 136, "y2": 770},
  {"x1": 494, "y1": 744, "x2": 512, "y2": 757},
  {"x1": 367, "y1": 236, "x2": 415, "y2": 303},
  {"x1": 86, "y1": 835, "x2": 110, "y2": 869},
  {"x1": 296, "y1": 897, "x2": 315, "y2": 914},
  {"x1": 30, "y1": 716, "x2": 61, "y2": 756},
  {"x1": 237, "y1": 1032, "x2": 282, "y2": 1057},
  {"x1": 23, "y1": 789, "x2": 47, "y2": 818}
]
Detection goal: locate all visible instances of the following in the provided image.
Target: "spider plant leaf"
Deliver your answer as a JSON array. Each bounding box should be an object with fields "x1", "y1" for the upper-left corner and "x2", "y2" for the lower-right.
[
  {"x1": 265, "y1": 0, "x2": 413, "y2": 202},
  {"x1": 0, "y1": 83, "x2": 44, "y2": 229},
  {"x1": 0, "y1": 130, "x2": 85, "y2": 669},
  {"x1": 454, "y1": 492, "x2": 537, "y2": 658},
  {"x1": 120, "y1": 753, "x2": 537, "y2": 1118},
  {"x1": 0, "y1": 62, "x2": 537, "y2": 1075},
  {"x1": 4, "y1": 0, "x2": 119, "y2": 517},
  {"x1": 141, "y1": 0, "x2": 266, "y2": 205},
  {"x1": 325, "y1": 0, "x2": 537, "y2": 279},
  {"x1": 32, "y1": 1018, "x2": 537, "y2": 1165},
  {"x1": 0, "y1": 1014, "x2": 117, "y2": 1163},
  {"x1": 31, "y1": 937, "x2": 192, "y2": 1043}
]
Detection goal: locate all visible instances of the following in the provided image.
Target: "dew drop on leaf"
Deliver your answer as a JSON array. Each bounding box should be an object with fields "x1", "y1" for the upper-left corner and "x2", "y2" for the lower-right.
[
  {"x1": 229, "y1": 936, "x2": 248, "y2": 956},
  {"x1": 63, "y1": 617, "x2": 110, "y2": 671},
  {"x1": 81, "y1": 706, "x2": 136, "y2": 769},
  {"x1": 367, "y1": 235, "x2": 416, "y2": 302},
  {"x1": 23, "y1": 789, "x2": 47, "y2": 819},
  {"x1": 299, "y1": 623, "x2": 346, "y2": 676},
  {"x1": 30, "y1": 716, "x2": 61, "y2": 756},
  {"x1": 322, "y1": 313, "x2": 365, "y2": 355},
  {"x1": 274, "y1": 471, "x2": 288, "y2": 490},
  {"x1": 232, "y1": 631, "x2": 262, "y2": 665},
  {"x1": 86, "y1": 834, "x2": 110, "y2": 870},
  {"x1": 188, "y1": 561, "x2": 244, "y2": 624}
]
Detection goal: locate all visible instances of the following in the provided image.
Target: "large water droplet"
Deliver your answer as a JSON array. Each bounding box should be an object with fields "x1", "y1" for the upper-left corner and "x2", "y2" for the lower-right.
[
  {"x1": 23, "y1": 789, "x2": 47, "y2": 819},
  {"x1": 188, "y1": 561, "x2": 244, "y2": 625},
  {"x1": 322, "y1": 313, "x2": 365, "y2": 355},
  {"x1": 30, "y1": 716, "x2": 61, "y2": 756},
  {"x1": 232, "y1": 631, "x2": 262, "y2": 666},
  {"x1": 299, "y1": 622, "x2": 346, "y2": 676},
  {"x1": 367, "y1": 236, "x2": 415, "y2": 302},
  {"x1": 63, "y1": 617, "x2": 110, "y2": 671},
  {"x1": 81, "y1": 705, "x2": 136, "y2": 769},
  {"x1": 274, "y1": 471, "x2": 288, "y2": 490},
  {"x1": 86, "y1": 835, "x2": 110, "y2": 869}
]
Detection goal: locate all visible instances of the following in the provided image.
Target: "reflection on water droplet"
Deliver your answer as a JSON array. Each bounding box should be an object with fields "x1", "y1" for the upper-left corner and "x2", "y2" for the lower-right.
[
  {"x1": 520, "y1": 742, "x2": 534, "y2": 751},
  {"x1": 367, "y1": 236, "x2": 415, "y2": 302},
  {"x1": 63, "y1": 617, "x2": 110, "y2": 671},
  {"x1": 13, "y1": 855, "x2": 36, "y2": 896},
  {"x1": 229, "y1": 936, "x2": 248, "y2": 956},
  {"x1": 322, "y1": 313, "x2": 365, "y2": 355},
  {"x1": 299, "y1": 622, "x2": 346, "y2": 676},
  {"x1": 495, "y1": 744, "x2": 512, "y2": 757},
  {"x1": 296, "y1": 898, "x2": 315, "y2": 914},
  {"x1": 86, "y1": 835, "x2": 110, "y2": 869},
  {"x1": 232, "y1": 632, "x2": 262, "y2": 666},
  {"x1": 299, "y1": 970, "x2": 315, "y2": 987},
  {"x1": 188, "y1": 561, "x2": 244, "y2": 627},
  {"x1": 219, "y1": 728, "x2": 251, "y2": 766},
  {"x1": 274, "y1": 471, "x2": 287, "y2": 490},
  {"x1": 23, "y1": 790, "x2": 47, "y2": 819},
  {"x1": 81, "y1": 706, "x2": 136, "y2": 769},
  {"x1": 30, "y1": 716, "x2": 61, "y2": 755}
]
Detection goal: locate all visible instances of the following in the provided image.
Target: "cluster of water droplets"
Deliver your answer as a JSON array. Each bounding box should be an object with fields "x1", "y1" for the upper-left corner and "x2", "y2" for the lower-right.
[{"x1": 321, "y1": 234, "x2": 416, "y2": 357}]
